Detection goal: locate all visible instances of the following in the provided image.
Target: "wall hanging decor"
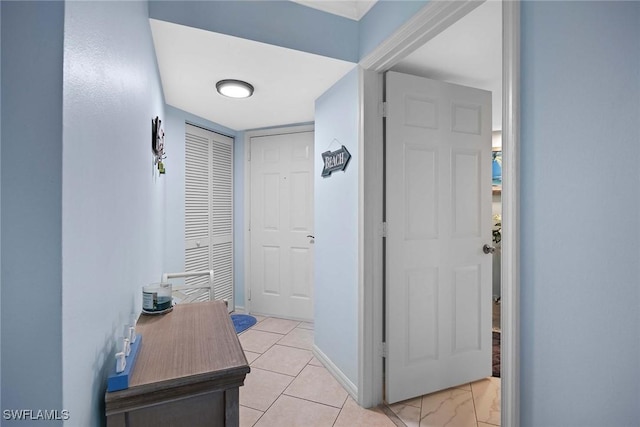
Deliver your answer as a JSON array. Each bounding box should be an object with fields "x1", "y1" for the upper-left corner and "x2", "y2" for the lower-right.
[
  {"x1": 321, "y1": 141, "x2": 351, "y2": 177},
  {"x1": 152, "y1": 116, "x2": 166, "y2": 174}
]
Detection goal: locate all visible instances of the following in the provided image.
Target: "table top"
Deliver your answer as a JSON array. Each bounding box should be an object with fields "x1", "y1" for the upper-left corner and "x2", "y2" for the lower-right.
[{"x1": 105, "y1": 301, "x2": 249, "y2": 406}]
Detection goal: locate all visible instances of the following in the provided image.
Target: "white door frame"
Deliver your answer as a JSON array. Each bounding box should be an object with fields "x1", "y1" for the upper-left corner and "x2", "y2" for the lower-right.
[
  {"x1": 357, "y1": 1, "x2": 520, "y2": 426},
  {"x1": 243, "y1": 124, "x2": 315, "y2": 315}
]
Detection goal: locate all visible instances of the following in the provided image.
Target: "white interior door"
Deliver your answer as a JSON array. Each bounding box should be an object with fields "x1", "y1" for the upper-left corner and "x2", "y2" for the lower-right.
[
  {"x1": 385, "y1": 71, "x2": 493, "y2": 403},
  {"x1": 250, "y1": 131, "x2": 314, "y2": 320}
]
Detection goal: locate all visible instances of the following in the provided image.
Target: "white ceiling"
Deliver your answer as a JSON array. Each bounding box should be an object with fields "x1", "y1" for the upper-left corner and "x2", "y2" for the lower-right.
[
  {"x1": 150, "y1": 0, "x2": 501, "y2": 132},
  {"x1": 392, "y1": 0, "x2": 503, "y2": 130},
  {"x1": 150, "y1": 19, "x2": 355, "y2": 131}
]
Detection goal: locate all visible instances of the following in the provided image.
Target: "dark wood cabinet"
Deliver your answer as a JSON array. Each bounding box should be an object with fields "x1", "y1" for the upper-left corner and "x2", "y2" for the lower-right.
[{"x1": 105, "y1": 301, "x2": 249, "y2": 427}]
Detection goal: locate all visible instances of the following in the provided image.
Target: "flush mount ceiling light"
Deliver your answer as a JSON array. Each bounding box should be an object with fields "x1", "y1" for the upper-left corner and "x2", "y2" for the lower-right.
[{"x1": 216, "y1": 79, "x2": 254, "y2": 99}]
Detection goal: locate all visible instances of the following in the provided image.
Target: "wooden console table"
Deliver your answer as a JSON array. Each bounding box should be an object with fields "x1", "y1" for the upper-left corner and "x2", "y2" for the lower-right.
[{"x1": 105, "y1": 301, "x2": 250, "y2": 427}]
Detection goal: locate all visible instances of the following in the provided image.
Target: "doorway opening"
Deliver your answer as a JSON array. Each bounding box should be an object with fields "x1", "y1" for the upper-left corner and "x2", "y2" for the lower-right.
[
  {"x1": 358, "y1": 1, "x2": 520, "y2": 426},
  {"x1": 384, "y1": 69, "x2": 496, "y2": 413},
  {"x1": 243, "y1": 125, "x2": 316, "y2": 322}
]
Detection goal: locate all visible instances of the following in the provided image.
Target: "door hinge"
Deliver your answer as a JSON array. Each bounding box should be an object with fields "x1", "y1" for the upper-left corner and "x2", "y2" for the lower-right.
[
  {"x1": 381, "y1": 102, "x2": 388, "y2": 118},
  {"x1": 382, "y1": 222, "x2": 388, "y2": 238},
  {"x1": 248, "y1": 288, "x2": 251, "y2": 301},
  {"x1": 381, "y1": 342, "x2": 388, "y2": 358}
]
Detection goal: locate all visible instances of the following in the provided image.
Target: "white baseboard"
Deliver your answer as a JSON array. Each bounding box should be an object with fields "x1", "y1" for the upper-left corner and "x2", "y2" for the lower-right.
[
  {"x1": 312, "y1": 344, "x2": 358, "y2": 401},
  {"x1": 233, "y1": 305, "x2": 246, "y2": 314}
]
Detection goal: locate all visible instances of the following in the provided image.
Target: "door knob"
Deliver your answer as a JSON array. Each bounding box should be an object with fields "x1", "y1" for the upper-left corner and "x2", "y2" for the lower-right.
[{"x1": 483, "y1": 244, "x2": 496, "y2": 254}]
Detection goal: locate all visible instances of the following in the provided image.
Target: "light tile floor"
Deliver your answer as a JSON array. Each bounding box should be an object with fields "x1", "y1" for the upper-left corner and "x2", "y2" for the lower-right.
[
  {"x1": 388, "y1": 378, "x2": 501, "y2": 427},
  {"x1": 238, "y1": 314, "x2": 500, "y2": 427}
]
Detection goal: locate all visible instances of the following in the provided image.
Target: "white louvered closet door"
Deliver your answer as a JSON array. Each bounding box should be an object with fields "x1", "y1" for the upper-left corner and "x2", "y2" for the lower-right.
[{"x1": 185, "y1": 124, "x2": 234, "y2": 310}]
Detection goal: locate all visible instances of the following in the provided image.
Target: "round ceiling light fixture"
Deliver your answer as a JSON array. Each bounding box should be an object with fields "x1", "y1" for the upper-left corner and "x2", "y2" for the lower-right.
[{"x1": 216, "y1": 79, "x2": 254, "y2": 99}]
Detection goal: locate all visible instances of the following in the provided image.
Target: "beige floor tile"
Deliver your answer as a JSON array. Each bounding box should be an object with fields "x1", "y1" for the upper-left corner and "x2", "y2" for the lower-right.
[
  {"x1": 454, "y1": 383, "x2": 472, "y2": 391},
  {"x1": 277, "y1": 327, "x2": 314, "y2": 350},
  {"x1": 252, "y1": 314, "x2": 267, "y2": 324},
  {"x1": 239, "y1": 329, "x2": 283, "y2": 354},
  {"x1": 255, "y1": 395, "x2": 339, "y2": 427},
  {"x1": 284, "y1": 364, "x2": 348, "y2": 408},
  {"x1": 478, "y1": 423, "x2": 498, "y2": 427},
  {"x1": 308, "y1": 356, "x2": 324, "y2": 367},
  {"x1": 334, "y1": 397, "x2": 397, "y2": 427},
  {"x1": 298, "y1": 321, "x2": 314, "y2": 330},
  {"x1": 252, "y1": 344, "x2": 313, "y2": 376},
  {"x1": 394, "y1": 396, "x2": 422, "y2": 408},
  {"x1": 239, "y1": 367, "x2": 294, "y2": 411},
  {"x1": 244, "y1": 351, "x2": 261, "y2": 364},
  {"x1": 420, "y1": 388, "x2": 476, "y2": 427},
  {"x1": 389, "y1": 400, "x2": 421, "y2": 427},
  {"x1": 240, "y1": 405, "x2": 263, "y2": 427},
  {"x1": 252, "y1": 317, "x2": 300, "y2": 334},
  {"x1": 471, "y1": 377, "x2": 501, "y2": 426}
]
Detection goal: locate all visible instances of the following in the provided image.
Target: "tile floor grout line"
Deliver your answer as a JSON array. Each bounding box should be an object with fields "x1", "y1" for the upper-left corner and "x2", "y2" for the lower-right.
[
  {"x1": 272, "y1": 342, "x2": 313, "y2": 351},
  {"x1": 470, "y1": 382, "x2": 480, "y2": 426},
  {"x1": 240, "y1": 332, "x2": 285, "y2": 355},
  {"x1": 246, "y1": 365, "x2": 297, "y2": 378},
  {"x1": 329, "y1": 394, "x2": 352, "y2": 427},
  {"x1": 244, "y1": 384, "x2": 286, "y2": 426},
  {"x1": 330, "y1": 407, "x2": 341, "y2": 427},
  {"x1": 252, "y1": 363, "x2": 346, "y2": 426},
  {"x1": 238, "y1": 405, "x2": 257, "y2": 427},
  {"x1": 242, "y1": 358, "x2": 317, "y2": 412},
  {"x1": 241, "y1": 366, "x2": 295, "y2": 413},
  {"x1": 241, "y1": 354, "x2": 304, "y2": 426},
  {"x1": 241, "y1": 315, "x2": 500, "y2": 426},
  {"x1": 388, "y1": 396, "x2": 423, "y2": 426},
  {"x1": 247, "y1": 335, "x2": 388, "y2": 425},
  {"x1": 247, "y1": 405, "x2": 266, "y2": 427},
  {"x1": 380, "y1": 403, "x2": 409, "y2": 427},
  {"x1": 248, "y1": 363, "x2": 310, "y2": 379},
  {"x1": 280, "y1": 390, "x2": 348, "y2": 411}
]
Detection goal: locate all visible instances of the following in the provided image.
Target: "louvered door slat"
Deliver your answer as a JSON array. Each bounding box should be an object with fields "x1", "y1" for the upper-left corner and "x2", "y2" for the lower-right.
[
  {"x1": 186, "y1": 131, "x2": 210, "y2": 241},
  {"x1": 185, "y1": 124, "x2": 234, "y2": 310},
  {"x1": 211, "y1": 139, "x2": 233, "y2": 239},
  {"x1": 212, "y1": 242, "x2": 233, "y2": 303}
]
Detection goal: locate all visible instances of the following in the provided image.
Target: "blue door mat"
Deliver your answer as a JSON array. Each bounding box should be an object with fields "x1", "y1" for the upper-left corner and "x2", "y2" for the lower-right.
[{"x1": 230, "y1": 314, "x2": 257, "y2": 334}]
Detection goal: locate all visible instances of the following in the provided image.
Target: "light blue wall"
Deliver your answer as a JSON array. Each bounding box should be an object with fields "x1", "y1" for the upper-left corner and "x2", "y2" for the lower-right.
[
  {"x1": 233, "y1": 131, "x2": 246, "y2": 308},
  {"x1": 163, "y1": 107, "x2": 188, "y2": 281},
  {"x1": 358, "y1": 0, "x2": 428, "y2": 59},
  {"x1": 1, "y1": 2, "x2": 64, "y2": 423},
  {"x1": 314, "y1": 68, "x2": 360, "y2": 386},
  {"x1": 149, "y1": 0, "x2": 358, "y2": 63},
  {"x1": 150, "y1": 0, "x2": 429, "y2": 63},
  {"x1": 148, "y1": 0, "x2": 429, "y2": 321},
  {"x1": 3, "y1": 3, "x2": 636, "y2": 425},
  {"x1": 520, "y1": 2, "x2": 640, "y2": 425},
  {"x1": 0, "y1": 1, "x2": 3, "y2": 412},
  {"x1": 62, "y1": 1, "x2": 166, "y2": 425}
]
